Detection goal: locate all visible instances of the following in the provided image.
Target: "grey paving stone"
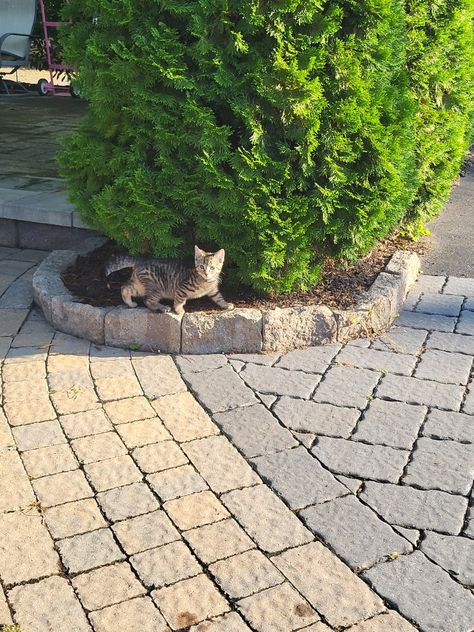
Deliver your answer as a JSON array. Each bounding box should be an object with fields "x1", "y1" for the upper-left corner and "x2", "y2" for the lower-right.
[
  {"x1": 354, "y1": 399, "x2": 426, "y2": 448},
  {"x1": 183, "y1": 366, "x2": 258, "y2": 412},
  {"x1": 443, "y1": 276, "x2": 474, "y2": 296},
  {"x1": 415, "y1": 348, "x2": 472, "y2": 384},
  {"x1": 465, "y1": 297, "x2": 474, "y2": 310},
  {"x1": 313, "y1": 366, "x2": 380, "y2": 409},
  {"x1": 274, "y1": 344, "x2": 341, "y2": 373},
  {"x1": 341, "y1": 611, "x2": 417, "y2": 631},
  {"x1": 463, "y1": 383, "x2": 474, "y2": 415},
  {"x1": 393, "y1": 526, "x2": 420, "y2": 546},
  {"x1": 221, "y1": 485, "x2": 313, "y2": 553},
  {"x1": 90, "y1": 596, "x2": 168, "y2": 632},
  {"x1": 394, "y1": 310, "x2": 456, "y2": 332},
  {"x1": 421, "y1": 531, "x2": 474, "y2": 585},
  {"x1": 183, "y1": 518, "x2": 255, "y2": 564},
  {"x1": 112, "y1": 510, "x2": 180, "y2": 555},
  {"x1": 312, "y1": 437, "x2": 409, "y2": 482},
  {"x1": 412, "y1": 274, "x2": 446, "y2": 295},
  {"x1": 360, "y1": 481, "x2": 467, "y2": 533},
  {"x1": 403, "y1": 437, "x2": 474, "y2": 495},
  {"x1": 131, "y1": 354, "x2": 186, "y2": 398},
  {"x1": 426, "y1": 331, "x2": 474, "y2": 355},
  {"x1": 457, "y1": 309, "x2": 474, "y2": 335},
  {"x1": 227, "y1": 353, "x2": 278, "y2": 366},
  {"x1": 210, "y1": 549, "x2": 283, "y2": 599},
  {"x1": 256, "y1": 392, "x2": 277, "y2": 408},
  {"x1": 292, "y1": 430, "x2": 317, "y2": 448},
  {"x1": 335, "y1": 475, "x2": 363, "y2": 494},
  {"x1": 148, "y1": 464, "x2": 208, "y2": 501},
  {"x1": 97, "y1": 482, "x2": 159, "y2": 521},
  {"x1": 12, "y1": 419, "x2": 66, "y2": 451},
  {"x1": 273, "y1": 542, "x2": 384, "y2": 628},
  {"x1": 239, "y1": 363, "x2": 321, "y2": 398},
  {"x1": 336, "y1": 345, "x2": 416, "y2": 376},
  {"x1": 415, "y1": 293, "x2": 464, "y2": 316},
  {"x1": 0, "y1": 308, "x2": 29, "y2": 336},
  {"x1": 0, "y1": 274, "x2": 34, "y2": 309},
  {"x1": 131, "y1": 540, "x2": 201, "y2": 588},
  {"x1": 377, "y1": 374, "x2": 464, "y2": 410},
  {"x1": 214, "y1": 404, "x2": 298, "y2": 458},
  {"x1": 251, "y1": 446, "x2": 347, "y2": 509},
  {"x1": 175, "y1": 353, "x2": 228, "y2": 373},
  {"x1": 363, "y1": 551, "x2": 474, "y2": 632},
  {"x1": 273, "y1": 396, "x2": 360, "y2": 438},
  {"x1": 72, "y1": 562, "x2": 146, "y2": 611},
  {"x1": 57, "y1": 528, "x2": 125, "y2": 573}
]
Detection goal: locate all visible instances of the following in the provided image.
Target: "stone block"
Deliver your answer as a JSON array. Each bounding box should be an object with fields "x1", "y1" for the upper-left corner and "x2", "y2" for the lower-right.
[
  {"x1": 182, "y1": 308, "x2": 262, "y2": 354},
  {"x1": 72, "y1": 562, "x2": 146, "y2": 611},
  {"x1": 0, "y1": 217, "x2": 17, "y2": 246},
  {"x1": 210, "y1": 549, "x2": 283, "y2": 599},
  {"x1": 275, "y1": 344, "x2": 341, "y2": 373},
  {"x1": 336, "y1": 345, "x2": 417, "y2": 376},
  {"x1": 443, "y1": 276, "x2": 474, "y2": 296},
  {"x1": 189, "y1": 612, "x2": 252, "y2": 632},
  {"x1": 116, "y1": 418, "x2": 171, "y2": 449},
  {"x1": 12, "y1": 419, "x2": 66, "y2": 452},
  {"x1": 183, "y1": 518, "x2": 255, "y2": 565},
  {"x1": 97, "y1": 482, "x2": 159, "y2": 522},
  {"x1": 148, "y1": 464, "x2": 208, "y2": 501},
  {"x1": 132, "y1": 441, "x2": 188, "y2": 474},
  {"x1": 239, "y1": 363, "x2": 321, "y2": 398},
  {"x1": 57, "y1": 528, "x2": 125, "y2": 574},
  {"x1": 132, "y1": 354, "x2": 186, "y2": 398},
  {"x1": 0, "y1": 308, "x2": 29, "y2": 336},
  {"x1": 183, "y1": 365, "x2": 257, "y2": 413},
  {"x1": 313, "y1": 365, "x2": 380, "y2": 409},
  {"x1": 457, "y1": 309, "x2": 474, "y2": 335},
  {"x1": 422, "y1": 408, "x2": 474, "y2": 443},
  {"x1": 262, "y1": 304, "x2": 336, "y2": 352},
  {"x1": 44, "y1": 498, "x2": 107, "y2": 539},
  {"x1": 415, "y1": 293, "x2": 464, "y2": 316},
  {"x1": 89, "y1": 597, "x2": 168, "y2": 632},
  {"x1": 334, "y1": 307, "x2": 375, "y2": 344},
  {"x1": 377, "y1": 374, "x2": 464, "y2": 410},
  {"x1": 21, "y1": 443, "x2": 78, "y2": 478},
  {"x1": 274, "y1": 397, "x2": 360, "y2": 437},
  {"x1": 151, "y1": 391, "x2": 219, "y2": 442},
  {"x1": 112, "y1": 510, "x2": 180, "y2": 555},
  {"x1": 131, "y1": 541, "x2": 201, "y2": 588},
  {"x1": 104, "y1": 396, "x2": 156, "y2": 424},
  {"x1": 71, "y1": 431, "x2": 127, "y2": 464},
  {"x1": 84, "y1": 454, "x2": 142, "y2": 492},
  {"x1": 50, "y1": 296, "x2": 106, "y2": 344},
  {"x1": 427, "y1": 331, "x2": 474, "y2": 354},
  {"x1": 395, "y1": 310, "x2": 456, "y2": 332},
  {"x1": 104, "y1": 306, "x2": 181, "y2": 352},
  {"x1": 60, "y1": 409, "x2": 113, "y2": 439},
  {"x1": 32, "y1": 469, "x2": 93, "y2": 507},
  {"x1": 0, "y1": 451, "x2": 35, "y2": 512},
  {"x1": 345, "y1": 612, "x2": 418, "y2": 631},
  {"x1": 420, "y1": 531, "x2": 474, "y2": 585},
  {"x1": 164, "y1": 490, "x2": 229, "y2": 530},
  {"x1": 415, "y1": 348, "x2": 472, "y2": 384}
]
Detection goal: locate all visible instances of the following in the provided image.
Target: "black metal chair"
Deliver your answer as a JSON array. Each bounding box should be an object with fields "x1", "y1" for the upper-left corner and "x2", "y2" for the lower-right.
[{"x1": 0, "y1": 0, "x2": 37, "y2": 95}]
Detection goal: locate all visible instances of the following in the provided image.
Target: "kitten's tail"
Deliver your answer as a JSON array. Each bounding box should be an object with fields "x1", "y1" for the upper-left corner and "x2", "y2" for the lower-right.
[{"x1": 105, "y1": 255, "x2": 138, "y2": 276}]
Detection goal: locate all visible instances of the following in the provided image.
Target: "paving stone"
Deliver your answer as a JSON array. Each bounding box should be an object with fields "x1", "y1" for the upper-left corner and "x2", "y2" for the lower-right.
[
  {"x1": 182, "y1": 435, "x2": 260, "y2": 493},
  {"x1": 465, "y1": 297, "x2": 474, "y2": 310},
  {"x1": 84, "y1": 454, "x2": 143, "y2": 492},
  {"x1": 4, "y1": 397, "x2": 56, "y2": 426},
  {"x1": 132, "y1": 441, "x2": 188, "y2": 474},
  {"x1": 132, "y1": 354, "x2": 186, "y2": 398},
  {"x1": 313, "y1": 366, "x2": 380, "y2": 408},
  {"x1": 90, "y1": 596, "x2": 168, "y2": 632},
  {"x1": 12, "y1": 419, "x2": 66, "y2": 451},
  {"x1": 301, "y1": 495, "x2": 412, "y2": 570},
  {"x1": 292, "y1": 430, "x2": 317, "y2": 448},
  {"x1": 72, "y1": 562, "x2": 146, "y2": 611},
  {"x1": 148, "y1": 465, "x2": 208, "y2": 500},
  {"x1": 457, "y1": 309, "x2": 474, "y2": 336},
  {"x1": 0, "y1": 308, "x2": 28, "y2": 336},
  {"x1": 50, "y1": 386, "x2": 100, "y2": 416},
  {"x1": 274, "y1": 344, "x2": 341, "y2": 373},
  {"x1": 257, "y1": 391, "x2": 277, "y2": 408},
  {"x1": 50, "y1": 332, "x2": 91, "y2": 356},
  {"x1": 2, "y1": 359, "x2": 46, "y2": 382},
  {"x1": 48, "y1": 369, "x2": 94, "y2": 392},
  {"x1": 393, "y1": 526, "x2": 420, "y2": 546},
  {"x1": 0, "y1": 584, "x2": 13, "y2": 625},
  {"x1": 337, "y1": 345, "x2": 416, "y2": 376},
  {"x1": 0, "y1": 450, "x2": 35, "y2": 512},
  {"x1": 274, "y1": 397, "x2": 361, "y2": 438},
  {"x1": 251, "y1": 446, "x2": 347, "y2": 509},
  {"x1": 363, "y1": 551, "x2": 474, "y2": 632},
  {"x1": 112, "y1": 510, "x2": 180, "y2": 555},
  {"x1": 345, "y1": 611, "x2": 417, "y2": 631},
  {"x1": 227, "y1": 353, "x2": 278, "y2": 366},
  {"x1": 403, "y1": 437, "x2": 474, "y2": 494},
  {"x1": 116, "y1": 418, "x2": 171, "y2": 448},
  {"x1": 71, "y1": 431, "x2": 127, "y2": 464},
  {"x1": 421, "y1": 531, "x2": 474, "y2": 585},
  {"x1": 44, "y1": 498, "x2": 107, "y2": 539},
  {"x1": 5, "y1": 344, "x2": 48, "y2": 364},
  {"x1": 274, "y1": 542, "x2": 384, "y2": 628},
  {"x1": 239, "y1": 363, "x2": 320, "y2": 398},
  {"x1": 183, "y1": 518, "x2": 255, "y2": 564},
  {"x1": 415, "y1": 349, "x2": 472, "y2": 384},
  {"x1": 463, "y1": 384, "x2": 474, "y2": 415},
  {"x1": 4, "y1": 377, "x2": 49, "y2": 401},
  {"x1": 444, "y1": 276, "x2": 474, "y2": 296},
  {"x1": 60, "y1": 408, "x2": 113, "y2": 439},
  {"x1": 395, "y1": 310, "x2": 456, "y2": 332},
  {"x1": 58, "y1": 528, "x2": 125, "y2": 573},
  {"x1": 131, "y1": 540, "x2": 201, "y2": 588},
  {"x1": 229, "y1": 359, "x2": 244, "y2": 371},
  {"x1": 189, "y1": 612, "x2": 252, "y2": 632},
  {"x1": 175, "y1": 353, "x2": 228, "y2": 373},
  {"x1": 9, "y1": 575, "x2": 91, "y2": 632},
  {"x1": 0, "y1": 275, "x2": 34, "y2": 309},
  {"x1": 90, "y1": 344, "x2": 130, "y2": 361},
  {"x1": 238, "y1": 581, "x2": 319, "y2": 631},
  {"x1": 214, "y1": 404, "x2": 298, "y2": 458},
  {"x1": 32, "y1": 469, "x2": 93, "y2": 507},
  {"x1": 0, "y1": 511, "x2": 60, "y2": 585},
  {"x1": 97, "y1": 482, "x2": 159, "y2": 521},
  {"x1": 103, "y1": 395, "x2": 156, "y2": 424},
  {"x1": 412, "y1": 274, "x2": 446, "y2": 294},
  {"x1": 221, "y1": 485, "x2": 312, "y2": 553},
  {"x1": 210, "y1": 549, "x2": 283, "y2": 599},
  {"x1": 0, "y1": 335, "x2": 12, "y2": 359},
  {"x1": 415, "y1": 293, "x2": 464, "y2": 316},
  {"x1": 360, "y1": 481, "x2": 467, "y2": 533},
  {"x1": 312, "y1": 437, "x2": 409, "y2": 482},
  {"x1": 47, "y1": 353, "x2": 89, "y2": 372},
  {"x1": 11, "y1": 330, "x2": 54, "y2": 348},
  {"x1": 335, "y1": 475, "x2": 363, "y2": 494},
  {"x1": 184, "y1": 366, "x2": 258, "y2": 413},
  {"x1": 21, "y1": 443, "x2": 78, "y2": 478},
  {"x1": 152, "y1": 574, "x2": 230, "y2": 629},
  {"x1": 164, "y1": 491, "x2": 229, "y2": 530},
  {"x1": 90, "y1": 358, "x2": 136, "y2": 379},
  {"x1": 377, "y1": 374, "x2": 464, "y2": 410},
  {"x1": 0, "y1": 413, "x2": 14, "y2": 452},
  {"x1": 352, "y1": 399, "x2": 426, "y2": 449},
  {"x1": 152, "y1": 392, "x2": 219, "y2": 441},
  {"x1": 94, "y1": 375, "x2": 143, "y2": 402}
]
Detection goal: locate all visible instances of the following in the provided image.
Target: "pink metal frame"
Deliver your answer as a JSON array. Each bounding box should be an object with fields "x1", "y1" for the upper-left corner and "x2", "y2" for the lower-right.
[{"x1": 38, "y1": 0, "x2": 73, "y2": 96}]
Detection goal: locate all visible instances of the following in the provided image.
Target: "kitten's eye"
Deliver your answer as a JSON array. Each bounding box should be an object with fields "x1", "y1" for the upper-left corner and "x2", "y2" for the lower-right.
[
  {"x1": 210, "y1": 266, "x2": 215, "y2": 271},
  {"x1": 199, "y1": 264, "x2": 205, "y2": 270}
]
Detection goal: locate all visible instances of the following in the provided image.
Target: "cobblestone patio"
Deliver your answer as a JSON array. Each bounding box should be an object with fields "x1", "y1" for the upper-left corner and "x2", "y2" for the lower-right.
[{"x1": 0, "y1": 245, "x2": 473, "y2": 632}]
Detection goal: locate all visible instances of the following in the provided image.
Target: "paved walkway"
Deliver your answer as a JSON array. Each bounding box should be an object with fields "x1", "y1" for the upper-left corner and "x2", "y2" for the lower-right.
[{"x1": 0, "y1": 245, "x2": 473, "y2": 632}]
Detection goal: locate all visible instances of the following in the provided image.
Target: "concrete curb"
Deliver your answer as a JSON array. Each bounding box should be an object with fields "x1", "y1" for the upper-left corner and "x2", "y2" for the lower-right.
[{"x1": 33, "y1": 246, "x2": 420, "y2": 354}]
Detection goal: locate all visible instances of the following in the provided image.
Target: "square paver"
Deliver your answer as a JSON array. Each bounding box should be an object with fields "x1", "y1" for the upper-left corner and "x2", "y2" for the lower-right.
[
  {"x1": 90, "y1": 596, "x2": 169, "y2": 632},
  {"x1": 60, "y1": 408, "x2": 113, "y2": 438},
  {"x1": 72, "y1": 562, "x2": 146, "y2": 611},
  {"x1": 50, "y1": 387, "x2": 99, "y2": 415},
  {"x1": 4, "y1": 397, "x2": 56, "y2": 426},
  {"x1": 210, "y1": 549, "x2": 283, "y2": 599},
  {"x1": 336, "y1": 345, "x2": 416, "y2": 376},
  {"x1": 71, "y1": 431, "x2": 127, "y2": 464},
  {"x1": 313, "y1": 366, "x2": 380, "y2": 408},
  {"x1": 57, "y1": 528, "x2": 125, "y2": 573},
  {"x1": 116, "y1": 418, "x2": 171, "y2": 448},
  {"x1": 152, "y1": 391, "x2": 219, "y2": 441},
  {"x1": 44, "y1": 498, "x2": 107, "y2": 539},
  {"x1": 4, "y1": 378, "x2": 49, "y2": 402},
  {"x1": 422, "y1": 409, "x2": 474, "y2": 443},
  {"x1": 85, "y1": 454, "x2": 143, "y2": 492},
  {"x1": 415, "y1": 293, "x2": 464, "y2": 317},
  {"x1": 377, "y1": 374, "x2": 464, "y2": 410},
  {"x1": 21, "y1": 443, "x2": 78, "y2": 478},
  {"x1": 12, "y1": 419, "x2": 65, "y2": 451},
  {"x1": 112, "y1": 510, "x2": 180, "y2": 555},
  {"x1": 98, "y1": 482, "x2": 160, "y2": 521},
  {"x1": 132, "y1": 441, "x2": 188, "y2": 474},
  {"x1": 131, "y1": 541, "x2": 201, "y2": 588},
  {"x1": 132, "y1": 354, "x2": 186, "y2": 398},
  {"x1": 94, "y1": 375, "x2": 143, "y2": 401},
  {"x1": 274, "y1": 344, "x2": 341, "y2": 373},
  {"x1": 90, "y1": 358, "x2": 136, "y2": 379},
  {"x1": 104, "y1": 395, "x2": 157, "y2": 424},
  {"x1": 239, "y1": 363, "x2": 320, "y2": 398},
  {"x1": 32, "y1": 469, "x2": 93, "y2": 507},
  {"x1": 183, "y1": 518, "x2": 255, "y2": 564},
  {"x1": 148, "y1": 465, "x2": 208, "y2": 501},
  {"x1": 273, "y1": 397, "x2": 360, "y2": 438},
  {"x1": 414, "y1": 349, "x2": 472, "y2": 385},
  {"x1": 0, "y1": 451, "x2": 35, "y2": 512},
  {"x1": 164, "y1": 491, "x2": 229, "y2": 530}
]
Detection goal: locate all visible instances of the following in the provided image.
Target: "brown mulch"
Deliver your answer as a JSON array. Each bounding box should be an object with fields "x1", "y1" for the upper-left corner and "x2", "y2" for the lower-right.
[{"x1": 62, "y1": 234, "x2": 429, "y2": 313}]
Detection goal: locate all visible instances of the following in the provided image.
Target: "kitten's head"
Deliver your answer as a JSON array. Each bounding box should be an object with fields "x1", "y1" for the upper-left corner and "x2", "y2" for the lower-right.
[{"x1": 194, "y1": 245, "x2": 225, "y2": 281}]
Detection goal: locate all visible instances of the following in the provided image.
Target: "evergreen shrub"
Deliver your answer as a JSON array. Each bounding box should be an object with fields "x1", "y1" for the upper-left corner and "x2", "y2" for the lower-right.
[{"x1": 58, "y1": 0, "x2": 474, "y2": 294}]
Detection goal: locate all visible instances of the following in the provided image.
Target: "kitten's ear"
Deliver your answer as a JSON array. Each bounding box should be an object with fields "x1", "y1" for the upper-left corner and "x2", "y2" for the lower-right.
[
  {"x1": 215, "y1": 249, "x2": 225, "y2": 264},
  {"x1": 194, "y1": 245, "x2": 204, "y2": 258}
]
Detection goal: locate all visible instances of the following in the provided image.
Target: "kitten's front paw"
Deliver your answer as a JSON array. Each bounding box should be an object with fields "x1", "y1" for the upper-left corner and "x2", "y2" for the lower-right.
[
  {"x1": 174, "y1": 306, "x2": 185, "y2": 315},
  {"x1": 160, "y1": 305, "x2": 171, "y2": 313},
  {"x1": 127, "y1": 301, "x2": 138, "y2": 308},
  {"x1": 224, "y1": 303, "x2": 235, "y2": 311}
]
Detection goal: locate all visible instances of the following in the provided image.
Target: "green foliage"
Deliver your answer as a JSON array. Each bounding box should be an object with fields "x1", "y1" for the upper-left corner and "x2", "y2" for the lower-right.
[{"x1": 58, "y1": 0, "x2": 474, "y2": 294}]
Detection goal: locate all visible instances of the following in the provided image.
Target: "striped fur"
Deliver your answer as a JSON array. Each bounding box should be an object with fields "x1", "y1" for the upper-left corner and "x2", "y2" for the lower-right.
[{"x1": 105, "y1": 246, "x2": 234, "y2": 315}]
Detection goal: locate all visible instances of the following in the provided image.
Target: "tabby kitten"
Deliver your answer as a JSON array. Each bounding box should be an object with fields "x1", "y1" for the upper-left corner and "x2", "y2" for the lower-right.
[{"x1": 105, "y1": 245, "x2": 234, "y2": 315}]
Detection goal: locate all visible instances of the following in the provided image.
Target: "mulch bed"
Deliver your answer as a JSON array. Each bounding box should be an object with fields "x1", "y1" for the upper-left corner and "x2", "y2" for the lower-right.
[{"x1": 62, "y1": 234, "x2": 428, "y2": 313}]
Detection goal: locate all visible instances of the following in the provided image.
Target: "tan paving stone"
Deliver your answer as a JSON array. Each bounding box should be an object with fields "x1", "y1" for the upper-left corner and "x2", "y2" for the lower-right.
[
  {"x1": 182, "y1": 435, "x2": 260, "y2": 493},
  {"x1": 71, "y1": 431, "x2": 127, "y2": 464},
  {"x1": 48, "y1": 370, "x2": 94, "y2": 394},
  {"x1": 32, "y1": 469, "x2": 93, "y2": 507},
  {"x1": 12, "y1": 419, "x2": 66, "y2": 451},
  {"x1": 57, "y1": 528, "x2": 125, "y2": 573},
  {"x1": 210, "y1": 550, "x2": 283, "y2": 599},
  {"x1": 47, "y1": 353, "x2": 89, "y2": 372},
  {"x1": 274, "y1": 542, "x2": 384, "y2": 628},
  {"x1": 131, "y1": 541, "x2": 202, "y2": 588},
  {"x1": 189, "y1": 612, "x2": 252, "y2": 632},
  {"x1": 184, "y1": 518, "x2": 255, "y2": 564},
  {"x1": 60, "y1": 408, "x2": 113, "y2": 439},
  {"x1": 0, "y1": 450, "x2": 35, "y2": 512},
  {"x1": 0, "y1": 511, "x2": 60, "y2": 585},
  {"x1": 0, "y1": 584, "x2": 13, "y2": 625},
  {"x1": 44, "y1": 498, "x2": 107, "y2": 539},
  {"x1": 132, "y1": 354, "x2": 186, "y2": 398},
  {"x1": 4, "y1": 378, "x2": 48, "y2": 402},
  {"x1": 90, "y1": 596, "x2": 168, "y2": 632},
  {"x1": 51, "y1": 386, "x2": 100, "y2": 415},
  {"x1": 148, "y1": 465, "x2": 208, "y2": 501},
  {"x1": 132, "y1": 441, "x2": 188, "y2": 474},
  {"x1": 237, "y1": 582, "x2": 319, "y2": 632},
  {"x1": 85, "y1": 454, "x2": 143, "y2": 492},
  {"x1": 8, "y1": 575, "x2": 91, "y2": 632},
  {"x1": 4, "y1": 397, "x2": 56, "y2": 426},
  {"x1": 152, "y1": 574, "x2": 230, "y2": 630},
  {"x1": 112, "y1": 510, "x2": 180, "y2": 555},
  {"x1": 97, "y1": 482, "x2": 160, "y2": 521},
  {"x1": 72, "y1": 562, "x2": 146, "y2": 611},
  {"x1": 94, "y1": 375, "x2": 143, "y2": 402},
  {"x1": 0, "y1": 412, "x2": 14, "y2": 451},
  {"x1": 21, "y1": 443, "x2": 78, "y2": 478},
  {"x1": 2, "y1": 360, "x2": 46, "y2": 382},
  {"x1": 103, "y1": 395, "x2": 156, "y2": 424},
  {"x1": 152, "y1": 392, "x2": 219, "y2": 442},
  {"x1": 164, "y1": 491, "x2": 230, "y2": 530},
  {"x1": 116, "y1": 418, "x2": 171, "y2": 448},
  {"x1": 90, "y1": 358, "x2": 136, "y2": 379},
  {"x1": 345, "y1": 611, "x2": 417, "y2": 631}
]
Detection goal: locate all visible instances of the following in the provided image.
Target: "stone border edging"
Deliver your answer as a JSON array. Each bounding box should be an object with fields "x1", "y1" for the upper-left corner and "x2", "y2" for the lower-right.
[{"x1": 33, "y1": 241, "x2": 420, "y2": 354}]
